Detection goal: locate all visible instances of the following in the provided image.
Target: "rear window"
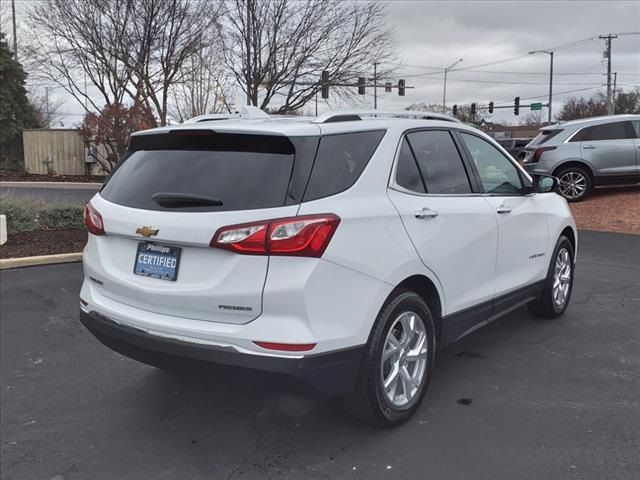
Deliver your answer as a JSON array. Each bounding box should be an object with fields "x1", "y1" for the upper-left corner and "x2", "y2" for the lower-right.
[
  {"x1": 302, "y1": 130, "x2": 385, "y2": 202},
  {"x1": 101, "y1": 132, "x2": 299, "y2": 212},
  {"x1": 529, "y1": 129, "x2": 563, "y2": 146}
]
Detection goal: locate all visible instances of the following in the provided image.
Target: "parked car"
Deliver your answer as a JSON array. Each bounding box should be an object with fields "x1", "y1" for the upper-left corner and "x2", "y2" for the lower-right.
[
  {"x1": 522, "y1": 114, "x2": 640, "y2": 201},
  {"x1": 80, "y1": 110, "x2": 577, "y2": 426},
  {"x1": 496, "y1": 137, "x2": 531, "y2": 162}
]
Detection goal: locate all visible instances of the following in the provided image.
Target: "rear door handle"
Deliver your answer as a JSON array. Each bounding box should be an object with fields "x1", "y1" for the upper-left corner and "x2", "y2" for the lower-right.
[
  {"x1": 496, "y1": 205, "x2": 512, "y2": 214},
  {"x1": 583, "y1": 144, "x2": 596, "y2": 149},
  {"x1": 414, "y1": 207, "x2": 439, "y2": 219}
]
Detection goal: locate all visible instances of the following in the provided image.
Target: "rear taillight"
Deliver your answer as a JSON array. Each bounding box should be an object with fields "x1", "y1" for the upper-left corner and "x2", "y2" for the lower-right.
[
  {"x1": 84, "y1": 202, "x2": 105, "y2": 235},
  {"x1": 211, "y1": 214, "x2": 340, "y2": 257},
  {"x1": 531, "y1": 146, "x2": 556, "y2": 163}
]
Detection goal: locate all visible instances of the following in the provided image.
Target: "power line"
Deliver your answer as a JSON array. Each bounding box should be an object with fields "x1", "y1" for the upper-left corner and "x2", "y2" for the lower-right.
[
  {"x1": 493, "y1": 82, "x2": 639, "y2": 106},
  {"x1": 440, "y1": 69, "x2": 640, "y2": 76},
  {"x1": 402, "y1": 32, "x2": 639, "y2": 73},
  {"x1": 391, "y1": 73, "x2": 606, "y2": 86},
  {"x1": 450, "y1": 54, "x2": 531, "y2": 72}
]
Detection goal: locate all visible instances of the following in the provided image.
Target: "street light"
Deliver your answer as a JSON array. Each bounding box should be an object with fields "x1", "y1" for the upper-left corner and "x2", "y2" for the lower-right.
[
  {"x1": 529, "y1": 50, "x2": 554, "y2": 124},
  {"x1": 442, "y1": 58, "x2": 463, "y2": 114}
]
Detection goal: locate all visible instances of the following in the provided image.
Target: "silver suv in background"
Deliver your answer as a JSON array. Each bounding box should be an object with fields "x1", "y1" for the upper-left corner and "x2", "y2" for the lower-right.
[{"x1": 522, "y1": 115, "x2": 640, "y2": 201}]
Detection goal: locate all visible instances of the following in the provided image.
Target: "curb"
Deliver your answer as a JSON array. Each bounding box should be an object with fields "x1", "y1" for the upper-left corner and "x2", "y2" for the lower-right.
[
  {"x1": 0, "y1": 181, "x2": 102, "y2": 189},
  {"x1": 0, "y1": 252, "x2": 83, "y2": 270}
]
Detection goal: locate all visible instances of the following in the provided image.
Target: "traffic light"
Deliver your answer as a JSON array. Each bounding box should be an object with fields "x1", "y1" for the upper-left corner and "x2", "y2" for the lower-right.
[
  {"x1": 470, "y1": 103, "x2": 476, "y2": 118},
  {"x1": 398, "y1": 79, "x2": 406, "y2": 96},
  {"x1": 385, "y1": 82, "x2": 392, "y2": 93},
  {"x1": 358, "y1": 77, "x2": 366, "y2": 95},
  {"x1": 321, "y1": 70, "x2": 329, "y2": 99},
  {"x1": 514, "y1": 96, "x2": 520, "y2": 115},
  {"x1": 488, "y1": 101, "x2": 494, "y2": 114},
  {"x1": 452, "y1": 104, "x2": 457, "y2": 117}
]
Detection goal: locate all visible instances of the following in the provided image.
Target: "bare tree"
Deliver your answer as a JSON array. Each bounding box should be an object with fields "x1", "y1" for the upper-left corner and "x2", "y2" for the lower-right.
[
  {"x1": 222, "y1": 0, "x2": 396, "y2": 113},
  {"x1": 123, "y1": 0, "x2": 223, "y2": 125},
  {"x1": 27, "y1": 0, "x2": 135, "y2": 114},
  {"x1": 169, "y1": 42, "x2": 236, "y2": 122},
  {"x1": 27, "y1": 0, "x2": 222, "y2": 126},
  {"x1": 29, "y1": 88, "x2": 66, "y2": 128},
  {"x1": 520, "y1": 111, "x2": 545, "y2": 127}
]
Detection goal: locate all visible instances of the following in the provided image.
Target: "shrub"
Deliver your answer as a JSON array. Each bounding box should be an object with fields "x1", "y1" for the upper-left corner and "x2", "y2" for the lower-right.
[
  {"x1": 39, "y1": 204, "x2": 84, "y2": 230},
  {"x1": 0, "y1": 198, "x2": 84, "y2": 233},
  {"x1": 0, "y1": 199, "x2": 39, "y2": 232}
]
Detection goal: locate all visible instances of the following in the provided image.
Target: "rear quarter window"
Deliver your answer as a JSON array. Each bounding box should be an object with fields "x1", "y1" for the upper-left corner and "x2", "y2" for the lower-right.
[
  {"x1": 529, "y1": 129, "x2": 563, "y2": 146},
  {"x1": 302, "y1": 130, "x2": 385, "y2": 202}
]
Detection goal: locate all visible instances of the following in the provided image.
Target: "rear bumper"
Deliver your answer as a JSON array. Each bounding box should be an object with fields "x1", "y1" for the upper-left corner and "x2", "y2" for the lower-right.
[
  {"x1": 523, "y1": 163, "x2": 551, "y2": 176},
  {"x1": 80, "y1": 309, "x2": 364, "y2": 395}
]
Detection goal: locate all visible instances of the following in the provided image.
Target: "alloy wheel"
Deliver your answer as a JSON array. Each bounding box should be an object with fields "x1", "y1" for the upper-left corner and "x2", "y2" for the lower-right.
[
  {"x1": 558, "y1": 171, "x2": 587, "y2": 200},
  {"x1": 380, "y1": 311, "x2": 428, "y2": 407},
  {"x1": 552, "y1": 247, "x2": 572, "y2": 308}
]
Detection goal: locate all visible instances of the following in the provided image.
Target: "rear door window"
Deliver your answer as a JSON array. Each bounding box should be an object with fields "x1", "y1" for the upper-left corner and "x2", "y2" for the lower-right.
[
  {"x1": 303, "y1": 130, "x2": 385, "y2": 201},
  {"x1": 101, "y1": 133, "x2": 298, "y2": 212},
  {"x1": 406, "y1": 130, "x2": 472, "y2": 194},
  {"x1": 570, "y1": 121, "x2": 634, "y2": 142}
]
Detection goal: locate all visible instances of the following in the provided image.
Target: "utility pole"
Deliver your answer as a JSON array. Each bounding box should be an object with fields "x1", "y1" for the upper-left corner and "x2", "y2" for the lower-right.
[
  {"x1": 600, "y1": 34, "x2": 617, "y2": 115},
  {"x1": 373, "y1": 62, "x2": 378, "y2": 110},
  {"x1": 529, "y1": 50, "x2": 554, "y2": 124},
  {"x1": 442, "y1": 58, "x2": 463, "y2": 114},
  {"x1": 612, "y1": 72, "x2": 618, "y2": 114},
  {"x1": 11, "y1": 0, "x2": 18, "y2": 60},
  {"x1": 245, "y1": 0, "x2": 252, "y2": 106}
]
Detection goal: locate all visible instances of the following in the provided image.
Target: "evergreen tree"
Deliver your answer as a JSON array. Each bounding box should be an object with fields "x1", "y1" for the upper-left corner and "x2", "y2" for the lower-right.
[{"x1": 0, "y1": 32, "x2": 39, "y2": 170}]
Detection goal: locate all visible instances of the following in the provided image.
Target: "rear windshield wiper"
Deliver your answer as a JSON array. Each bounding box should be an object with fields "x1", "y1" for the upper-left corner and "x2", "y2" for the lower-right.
[{"x1": 151, "y1": 192, "x2": 223, "y2": 208}]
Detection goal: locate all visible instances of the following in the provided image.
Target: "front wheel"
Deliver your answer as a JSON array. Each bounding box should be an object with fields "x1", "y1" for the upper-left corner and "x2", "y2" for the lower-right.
[
  {"x1": 343, "y1": 290, "x2": 436, "y2": 427},
  {"x1": 528, "y1": 235, "x2": 575, "y2": 318}
]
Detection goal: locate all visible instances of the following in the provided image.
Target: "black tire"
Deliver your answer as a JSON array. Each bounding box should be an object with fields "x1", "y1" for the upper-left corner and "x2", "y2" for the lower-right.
[
  {"x1": 343, "y1": 290, "x2": 436, "y2": 427},
  {"x1": 555, "y1": 166, "x2": 592, "y2": 202},
  {"x1": 528, "y1": 235, "x2": 575, "y2": 318}
]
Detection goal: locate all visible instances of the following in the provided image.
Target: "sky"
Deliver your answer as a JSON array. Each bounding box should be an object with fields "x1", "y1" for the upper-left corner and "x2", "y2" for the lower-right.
[
  {"x1": 370, "y1": 0, "x2": 640, "y2": 121},
  {"x1": 4, "y1": 0, "x2": 640, "y2": 125}
]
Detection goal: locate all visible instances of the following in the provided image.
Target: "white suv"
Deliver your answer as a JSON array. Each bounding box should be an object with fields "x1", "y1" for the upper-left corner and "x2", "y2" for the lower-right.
[{"x1": 80, "y1": 110, "x2": 577, "y2": 426}]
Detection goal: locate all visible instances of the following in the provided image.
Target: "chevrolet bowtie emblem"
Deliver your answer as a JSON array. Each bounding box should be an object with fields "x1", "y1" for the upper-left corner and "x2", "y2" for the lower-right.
[{"x1": 136, "y1": 226, "x2": 159, "y2": 237}]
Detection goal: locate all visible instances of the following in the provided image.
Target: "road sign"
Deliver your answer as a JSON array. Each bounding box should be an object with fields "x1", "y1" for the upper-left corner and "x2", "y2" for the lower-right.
[{"x1": 531, "y1": 102, "x2": 543, "y2": 111}]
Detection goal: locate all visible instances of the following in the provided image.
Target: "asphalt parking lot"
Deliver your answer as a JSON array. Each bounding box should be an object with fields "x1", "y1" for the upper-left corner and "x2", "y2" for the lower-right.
[{"x1": 1, "y1": 230, "x2": 639, "y2": 480}]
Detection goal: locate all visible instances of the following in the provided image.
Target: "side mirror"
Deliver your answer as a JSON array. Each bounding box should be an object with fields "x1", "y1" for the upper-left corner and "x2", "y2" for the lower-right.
[{"x1": 535, "y1": 175, "x2": 559, "y2": 193}]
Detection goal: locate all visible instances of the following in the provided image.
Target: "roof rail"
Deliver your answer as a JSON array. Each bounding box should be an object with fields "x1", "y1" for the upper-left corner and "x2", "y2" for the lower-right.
[
  {"x1": 184, "y1": 106, "x2": 270, "y2": 124},
  {"x1": 313, "y1": 110, "x2": 461, "y2": 124}
]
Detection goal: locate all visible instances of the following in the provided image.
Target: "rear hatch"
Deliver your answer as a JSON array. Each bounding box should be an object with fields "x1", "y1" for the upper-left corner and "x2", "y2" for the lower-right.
[
  {"x1": 86, "y1": 129, "x2": 317, "y2": 324},
  {"x1": 523, "y1": 128, "x2": 563, "y2": 163}
]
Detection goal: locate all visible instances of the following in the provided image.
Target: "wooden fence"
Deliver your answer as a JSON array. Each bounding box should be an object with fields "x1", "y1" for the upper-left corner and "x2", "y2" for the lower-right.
[{"x1": 22, "y1": 129, "x2": 106, "y2": 176}]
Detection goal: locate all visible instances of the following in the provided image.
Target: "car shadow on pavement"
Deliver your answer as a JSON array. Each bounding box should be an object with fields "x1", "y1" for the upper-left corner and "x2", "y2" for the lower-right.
[{"x1": 105, "y1": 305, "x2": 563, "y2": 475}]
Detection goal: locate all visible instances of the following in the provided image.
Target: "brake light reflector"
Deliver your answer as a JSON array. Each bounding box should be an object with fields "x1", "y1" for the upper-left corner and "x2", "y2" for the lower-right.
[
  {"x1": 210, "y1": 214, "x2": 340, "y2": 257},
  {"x1": 253, "y1": 341, "x2": 316, "y2": 352},
  {"x1": 531, "y1": 146, "x2": 556, "y2": 163},
  {"x1": 84, "y1": 202, "x2": 105, "y2": 235}
]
